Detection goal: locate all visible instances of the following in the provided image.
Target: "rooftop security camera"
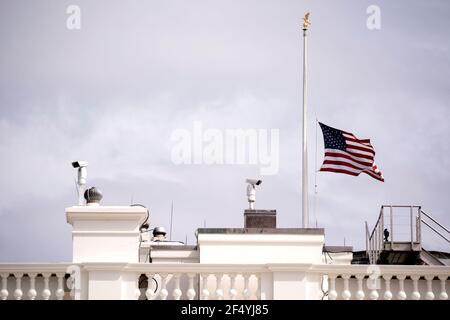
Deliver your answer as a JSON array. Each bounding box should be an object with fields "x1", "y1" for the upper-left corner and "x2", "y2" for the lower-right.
[
  {"x1": 72, "y1": 160, "x2": 88, "y2": 205},
  {"x1": 246, "y1": 179, "x2": 262, "y2": 186},
  {"x1": 72, "y1": 161, "x2": 88, "y2": 168},
  {"x1": 246, "y1": 178, "x2": 262, "y2": 209}
]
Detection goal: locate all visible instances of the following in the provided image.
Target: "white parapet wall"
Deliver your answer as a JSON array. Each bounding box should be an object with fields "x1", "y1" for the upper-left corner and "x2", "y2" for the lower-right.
[
  {"x1": 1, "y1": 207, "x2": 449, "y2": 300},
  {"x1": 197, "y1": 228, "x2": 325, "y2": 264},
  {"x1": 65, "y1": 206, "x2": 147, "y2": 299},
  {"x1": 197, "y1": 228, "x2": 325, "y2": 299},
  {"x1": 66, "y1": 206, "x2": 147, "y2": 263}
]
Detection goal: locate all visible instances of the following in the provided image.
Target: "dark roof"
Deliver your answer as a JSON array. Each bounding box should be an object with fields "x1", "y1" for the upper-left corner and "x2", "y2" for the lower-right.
[
  {"x1": 150, "y1": 245, "x2": 198, "y2": 251},
  {"x1": 196, "y1": 228, "x2": 324, "y2": 235}
]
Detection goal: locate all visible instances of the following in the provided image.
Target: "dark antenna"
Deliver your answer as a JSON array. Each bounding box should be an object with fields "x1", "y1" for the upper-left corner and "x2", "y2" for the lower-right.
[{"x1": 169, "y1": 201, "x2": 174, "y2": 241}]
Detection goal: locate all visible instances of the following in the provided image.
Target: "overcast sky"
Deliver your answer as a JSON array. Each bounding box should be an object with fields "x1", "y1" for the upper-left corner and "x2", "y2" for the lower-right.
[{"x1": 0, "y1": 0, "x2": 449, "y2": 262}]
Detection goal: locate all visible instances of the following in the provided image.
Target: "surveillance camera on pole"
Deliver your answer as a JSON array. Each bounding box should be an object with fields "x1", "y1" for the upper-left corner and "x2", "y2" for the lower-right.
[
  {"x1": 246, "y1": 179, "x2": 262, "y2": 210},
  {"x1": 72, "y1": 161, "x2": 88, "y2": 205}
]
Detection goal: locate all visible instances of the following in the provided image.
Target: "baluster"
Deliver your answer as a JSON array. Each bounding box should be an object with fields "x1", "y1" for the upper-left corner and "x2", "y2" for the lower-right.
[
  {"x1": 424, "y1": 275, "x2": 435, "y2": 300},
  {"x1": 42, "y1": 273, "x2": 52, "y2": 300},
  {"x1": 13, "y1": 273, "x2": 23, "y2": 300},
  {"x1": 368, "y1": 273, "x2": 379, "y2": 300},
  {"x1": 438, "y1": 275, "x2": 448, "y2": 300},
  {"x1": 27, "y1": 273, "x2": 38, "y2": 300},
  {"x1": 1, "y1": 273, "x2": 9, "y2": 300},
  {"x1": 243, "y1": 274, "x2": 251, "y2": 300},
  {"x1": 135, "y1": 275, "x2": 142, "y2": 300},
  {"x1": 382, "y1": 274, "x2": 393, "y2": 300},
  {"x1": 56, "y1": 273, "x2": 65, "y2": 300},
  {"x1": 342, "y1": 274, "x2": 351, "y2": 300},
  {"x1": 201, "y1": 274, "x2": 210, "y2": 300},
  {"x1": 256, "y1": 273, "x2": 261, "y2": 300},
  {"x1": 172, "y1": 273, "x2": 182, "y2": 300},
  {"x1": 159, "y1": 273, "x2": 169, "y2": 300},
  {"x1": 145, "y1": 273, "x2": 157, "y2": 300},
  {"x1": 411, "y1": 275, "x2": 421, "y2": 300},
  {"x1": 328, "y1": 274, "x2": 337, "y2": 300},
  {"x1": 355, "y1": 274, "x2": 365, "y2": 300},
  {"x1": 214, "y1": 273, "x2": 224, "y2": 300},
  {"x1": 229, "y1": 273, "x2": 238, "y2": 300},
  {"x1": 186, "y1": 273, "x2": 196, "y2": 300},
  {"x1": 396, "y1": 275, "x2": 407, "y2": 300},
  {"x1": 68, "y1": 273, "x2": 75, "y2": 300}
]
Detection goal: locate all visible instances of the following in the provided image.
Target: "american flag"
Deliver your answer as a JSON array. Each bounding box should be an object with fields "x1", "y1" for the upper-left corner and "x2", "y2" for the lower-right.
[{"x1": 319, "y1": 122, "x2": 384, "y2": 182}]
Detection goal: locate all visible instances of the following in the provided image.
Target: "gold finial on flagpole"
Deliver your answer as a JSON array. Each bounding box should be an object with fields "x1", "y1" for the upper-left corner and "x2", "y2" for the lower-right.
[{"x1": 303, "y1": 12, "x2": 311, "y2": 30}]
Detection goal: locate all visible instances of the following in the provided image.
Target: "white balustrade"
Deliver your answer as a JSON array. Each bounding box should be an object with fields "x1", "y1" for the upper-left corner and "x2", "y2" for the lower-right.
[
  {"x1": 0, "y1": 264, "x2": 73, "y2": 300},
  {"x1": 0, "y1": 263, "x2": 449, "y2": 300},
  {"x1": 129, "y1": 264, "x2": 264, "y2": 301},
  {"x1": 314, "y1": 265, "x2": 450, "y2": 301}
]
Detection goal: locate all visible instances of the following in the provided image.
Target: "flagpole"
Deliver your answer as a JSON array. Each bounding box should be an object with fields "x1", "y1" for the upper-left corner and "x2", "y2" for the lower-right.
[{"x1": 302, "y1": 13, "x2": 310, "y2": 228}]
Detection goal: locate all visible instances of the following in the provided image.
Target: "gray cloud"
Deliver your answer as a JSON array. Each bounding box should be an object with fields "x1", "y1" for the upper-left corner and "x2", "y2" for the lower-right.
[{"x1": 0, "y1": 0, "x2": 449, "y2": 261}]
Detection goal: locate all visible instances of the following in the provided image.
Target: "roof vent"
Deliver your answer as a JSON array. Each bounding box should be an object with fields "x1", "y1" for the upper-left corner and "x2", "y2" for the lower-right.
[
  {"x1": 152, "y1": 227, "x2": 167, "y2": 241},
  {"x1": 84, "y1": 187, "x2": 103, "y2": 206}
]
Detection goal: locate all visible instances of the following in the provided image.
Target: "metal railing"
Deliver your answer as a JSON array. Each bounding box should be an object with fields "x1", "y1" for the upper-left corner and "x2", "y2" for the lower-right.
[
  {"x1": 421, "y1": 210, "x2": 450, "y2": 244},
  {"x1": 366, "y1": 206, "x2": 450, "y2": 264},
  {"x1": 366, "y1": 205, "x2": 422, "y2": 264}
]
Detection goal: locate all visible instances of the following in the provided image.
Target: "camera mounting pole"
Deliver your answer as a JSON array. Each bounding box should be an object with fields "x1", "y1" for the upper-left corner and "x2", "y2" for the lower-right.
[
  {"x1": 72, "y1": 161, "x2": 88, "y2": 206},
  {"x1": 246, "y1": 179, "x2": 262, "y2": 210}
]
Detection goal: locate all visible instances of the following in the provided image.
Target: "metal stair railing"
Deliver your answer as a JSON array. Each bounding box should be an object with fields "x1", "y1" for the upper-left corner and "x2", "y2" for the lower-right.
[
  {"x1": 366, "y1": 205, "x2": 423, "y2": 264},
  {"x1": 420, "y1": 210, "x2": 450, "y2": 244}
]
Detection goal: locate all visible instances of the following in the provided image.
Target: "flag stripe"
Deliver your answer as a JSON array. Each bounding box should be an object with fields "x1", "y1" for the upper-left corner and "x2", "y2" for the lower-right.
[
  {"x1": 343, "y1": 135, "x2": 372, "y2": 146},
  {"x1": 323, "y1": 159, "x2": 372, "y2": 171},
  {"x1": 320, "y1": 167, "x2": 359, "y2": 176},
  {"x1": 342, "y1": 132, "x2": 370, "y2": 143},
  {"x1": 324, "y1": 149, "x2": 373, "y2": 166},
  {"x1": 345, "y1": 144, "x2": 375, "y2": 155},
  {"x1": 345, "y1": 139, "x2": 375, "y2": 151},
  {"x1": 346, "y1": 150, "x2": 374, "y2": 161},
  {"x1": 363, "y1": 170, "x2": 384, "y2": 182},
  {"x1": 320, "y1": 164, "x2": 384, "y2": 182}
]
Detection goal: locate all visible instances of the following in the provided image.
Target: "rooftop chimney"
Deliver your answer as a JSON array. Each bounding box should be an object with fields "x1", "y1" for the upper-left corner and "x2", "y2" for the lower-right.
[{"x1": 244, "y1": 209, "x2": 276, "y2": 228}]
